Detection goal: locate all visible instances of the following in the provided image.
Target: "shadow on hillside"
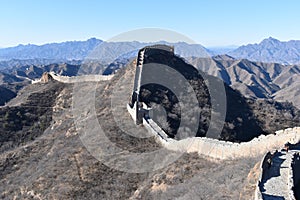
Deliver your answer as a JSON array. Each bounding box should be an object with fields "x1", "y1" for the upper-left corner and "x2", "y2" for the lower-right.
[{"x1": 0, "y1": 82, "x2": 64, "y2": 153}]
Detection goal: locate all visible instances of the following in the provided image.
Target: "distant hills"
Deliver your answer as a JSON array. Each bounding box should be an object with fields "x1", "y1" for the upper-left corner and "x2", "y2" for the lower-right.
[
  {"x1": 0, "y1": 39, "x2": 211, "y2": 64},
  {"x1": 207, "y1": 46, "x2": 238, "y2": 55},
  {"x1": 2, "y1": 53, "x2": 300, "y2": 110},
  {"x1": 228, "y1": 37, "x2": 300, "y2": 64},
  {"x1": 2, "y1": 37, "x2": 300, "y2": 65},
  {"x1": 0, "y1": 38, "x2": 103, "y2": 61},
  {"x1": 187, "y1": 56, "x2": 300, "y2": 109},
  {"x1": 1, "y1": 54, "x2": 300, "y2": 108},
  {"x1": 1, "y1": 37, "x2": 300, "y2": 109}
]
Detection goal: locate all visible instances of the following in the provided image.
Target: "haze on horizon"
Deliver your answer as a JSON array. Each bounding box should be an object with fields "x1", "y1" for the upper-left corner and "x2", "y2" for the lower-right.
[{"x1": 1, "y1": 0, "x2": 300, "y2": 48}]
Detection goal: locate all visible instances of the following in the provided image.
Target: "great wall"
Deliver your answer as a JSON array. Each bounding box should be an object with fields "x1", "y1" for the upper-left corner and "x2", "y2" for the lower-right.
[
  {"x1": 31, "y1": 45, "x2": 300, "y2": 199},
  {"x1": 127, "y1": 44, "x2": 300, "y2": 199}
]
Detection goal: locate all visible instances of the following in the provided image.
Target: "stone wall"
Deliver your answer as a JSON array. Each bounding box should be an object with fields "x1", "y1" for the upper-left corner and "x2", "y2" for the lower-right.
[
  {"x1": 164, "y1": 127, "x2": 300, "y2": 160},
  {"x1": 127, "y1": 99, "x2": 300, "y2": 160},
  {"x1": 32, "y1": 72, "x2": 113, "y2": 84},
  {"x1": 127, "y1": 102, "x2": 170, "y2": 144}
]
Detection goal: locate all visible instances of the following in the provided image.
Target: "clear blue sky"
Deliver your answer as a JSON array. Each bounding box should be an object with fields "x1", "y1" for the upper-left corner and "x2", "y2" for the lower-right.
[{"x1": 1, "y1": 0, "x2": 300, "y2": 47}]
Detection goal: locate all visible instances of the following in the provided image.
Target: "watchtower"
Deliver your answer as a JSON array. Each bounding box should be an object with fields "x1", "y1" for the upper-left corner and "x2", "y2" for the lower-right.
[{"x1": 129, "y1": 44, "x2": 174, "y2": 124}]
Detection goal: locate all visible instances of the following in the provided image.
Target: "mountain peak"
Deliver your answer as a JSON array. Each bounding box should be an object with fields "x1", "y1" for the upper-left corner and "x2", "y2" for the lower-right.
[
  {"x1": 87, "y1": 37, "x2": 102, "y2": 42},
  {"x1": 267, "y1": 36, "x2": 279, "y2": 41},
  {"x1": 260, "y1": 37, "x2": 281, "y2": 45}
]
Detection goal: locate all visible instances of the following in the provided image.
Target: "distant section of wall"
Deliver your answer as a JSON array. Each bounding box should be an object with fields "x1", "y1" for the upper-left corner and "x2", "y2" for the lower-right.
[
  {"x1": 31, "y1": 79, "x2": 42, "y2": 84},
  {"x1": 32, "y1": 72, "x2": 113, "y2": 84}
]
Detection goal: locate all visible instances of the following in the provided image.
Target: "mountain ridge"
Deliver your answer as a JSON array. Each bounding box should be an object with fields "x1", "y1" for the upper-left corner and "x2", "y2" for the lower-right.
[
  {"x1": 0, "y1": 39, "x2": 211, "y2": 63},
  {"x1": 0, "y1": 38, "x2": 103, "y2": 61},
  {"x1": 187, "y1": 56, "x2": 300, "y2": 109},
  {"x1": 2, "y1": 37, "x2": 300, "y2": 65},
  {"x1": 229, "y1": 37, "x2": 300, "y2": 64},
  {"x1": 2, "y1": 54, "x2": 300, "y2": 110}
]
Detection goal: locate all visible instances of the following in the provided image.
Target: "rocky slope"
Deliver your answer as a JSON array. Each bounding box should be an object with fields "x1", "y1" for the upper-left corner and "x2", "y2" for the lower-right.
[
  {"x1": 0, "y1": 81, "x2": 64, "y2": 152},
  {"x1": 0, "y1": 86, "x2": 16, "y2": 106},
  {"x1": 0, "y1": 62, "x2": 262, "y2": 199},
  {"x1": 187, "y1": 56, "x2": 300, "y2": 109},
  {"x1": 0, "y1": 72, "x2": 31, "y2": 106}
]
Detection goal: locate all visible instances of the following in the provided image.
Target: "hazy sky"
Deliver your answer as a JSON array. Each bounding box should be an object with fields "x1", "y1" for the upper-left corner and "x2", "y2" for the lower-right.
[{"x1": 1, "y1": 0, "x2": 300, "y2": 47}]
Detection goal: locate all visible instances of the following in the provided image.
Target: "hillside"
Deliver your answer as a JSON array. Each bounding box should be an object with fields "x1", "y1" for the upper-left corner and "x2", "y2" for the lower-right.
[
  {"x1": 0, "y1": 72, "x2": 30, "y2": 106},
  {"x1": 0, "y1": 81, "x2": 64, "y2": 152},
  {"x1": 0, "y1": 86, "x2": 16, "y2": 106},
  {"x1": 187, "y1": 56, "x2": 300, "y2": 109},
  {"x1": 0, "y1": 59, "x2": 82, "y2": 70},
  {"x1": 0, "y1": 62, "x2": 262, "y2": 199}
]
